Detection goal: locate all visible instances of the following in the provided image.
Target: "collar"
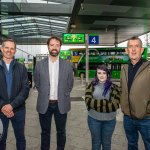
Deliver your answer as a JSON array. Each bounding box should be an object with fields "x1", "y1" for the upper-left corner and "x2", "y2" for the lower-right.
[
  {"x1": 49, "y1": 56, "x2": 59, "y2": 63},
  {"x1": 129, "y1": 58, "x2": 143, "y2": 68},
  {"x1": 1, "y1": 59, "x2": 15, "y2": 68}
]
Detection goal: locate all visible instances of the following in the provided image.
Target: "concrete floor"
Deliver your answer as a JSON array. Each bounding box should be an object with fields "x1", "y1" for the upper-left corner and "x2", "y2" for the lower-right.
[{"x1": 6, "y1": 78, "x2": 144, "y2": 150}]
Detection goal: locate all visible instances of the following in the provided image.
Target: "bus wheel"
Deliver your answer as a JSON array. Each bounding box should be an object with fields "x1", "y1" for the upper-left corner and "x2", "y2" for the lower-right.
[{"x1": 80, "y1": 73, "x2": 85, "y2": 79}]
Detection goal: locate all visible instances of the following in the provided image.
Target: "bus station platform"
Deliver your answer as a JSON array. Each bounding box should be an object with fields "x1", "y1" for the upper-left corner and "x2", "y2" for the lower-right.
[{"x1": 6, "y1": 78, "x2": 144, "y2": 150}]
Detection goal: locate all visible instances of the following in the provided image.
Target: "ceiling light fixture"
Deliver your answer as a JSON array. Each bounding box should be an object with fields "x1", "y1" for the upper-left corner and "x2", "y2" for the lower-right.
[{"x1": 71, "y1": 24, "x2": 76, "y2": 29}]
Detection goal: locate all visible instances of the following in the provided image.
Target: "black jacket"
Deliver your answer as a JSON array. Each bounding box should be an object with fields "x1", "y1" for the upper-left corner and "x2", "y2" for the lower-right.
[{"x1": 0, "y1": 60, "x2": 30, "y2": 112}]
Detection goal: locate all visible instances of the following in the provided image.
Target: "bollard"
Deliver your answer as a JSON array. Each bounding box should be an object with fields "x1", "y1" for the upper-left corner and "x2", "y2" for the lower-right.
[{"x1": 80, "y1": 73, "x2": 84, "y2": 86}]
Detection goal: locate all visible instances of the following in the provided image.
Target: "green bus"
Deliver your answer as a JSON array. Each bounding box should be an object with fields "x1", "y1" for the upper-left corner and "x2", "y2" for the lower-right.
[{"x1": 75, "y1": 47, "x2": 148, "y2": 79}]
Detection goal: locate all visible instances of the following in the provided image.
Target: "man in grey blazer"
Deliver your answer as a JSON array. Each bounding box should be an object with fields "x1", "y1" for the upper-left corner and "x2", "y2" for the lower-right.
[{"x1": 34, "y1": 36, "x2": 74, "y2": 150}]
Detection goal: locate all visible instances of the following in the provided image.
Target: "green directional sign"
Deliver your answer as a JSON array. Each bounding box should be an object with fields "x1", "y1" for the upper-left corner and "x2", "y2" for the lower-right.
[{"x1": 62, "y1": 33, "x2": 85, "y2": 44}]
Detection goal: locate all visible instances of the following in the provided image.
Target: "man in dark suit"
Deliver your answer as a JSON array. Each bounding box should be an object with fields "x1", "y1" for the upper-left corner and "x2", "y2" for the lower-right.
[{"x1": 34, "y1": 36, "x2": 74, "y2": 150}]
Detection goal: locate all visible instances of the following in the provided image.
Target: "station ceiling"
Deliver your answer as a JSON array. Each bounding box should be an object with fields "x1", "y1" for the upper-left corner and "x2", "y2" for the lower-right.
[{"x1": 1, "y1": 0, "x2": 150, "y2": 46}]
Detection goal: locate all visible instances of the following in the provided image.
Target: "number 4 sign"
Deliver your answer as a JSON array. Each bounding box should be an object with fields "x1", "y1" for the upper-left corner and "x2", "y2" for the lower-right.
[{"x1": 88, "y1": 35, "x2": 99, "y2": 45}]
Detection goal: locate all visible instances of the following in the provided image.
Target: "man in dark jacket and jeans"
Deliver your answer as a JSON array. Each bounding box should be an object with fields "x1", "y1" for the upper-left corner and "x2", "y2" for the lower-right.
[
  {"x1": 120, "y1": 37, "x2": 150, "y2": 150},
  {"x1": 0, "y1": 39, "x2": 30, "y2": 150}
]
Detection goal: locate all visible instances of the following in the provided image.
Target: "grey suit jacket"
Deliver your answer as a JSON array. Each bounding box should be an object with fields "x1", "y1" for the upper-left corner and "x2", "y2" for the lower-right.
[{"x1": 34, "y1": 57, "x2": 74, "y2": 114}]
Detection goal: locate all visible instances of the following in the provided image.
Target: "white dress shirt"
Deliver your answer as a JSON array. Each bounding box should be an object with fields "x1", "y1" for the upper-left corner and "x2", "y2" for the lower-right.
[{"x1": 49, "y1": 57, "x2": 59, "y2": 100}]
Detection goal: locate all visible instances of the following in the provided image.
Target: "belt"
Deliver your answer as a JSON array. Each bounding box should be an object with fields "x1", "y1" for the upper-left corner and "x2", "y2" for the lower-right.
[{"x1": 49, "y1": 100, "x2": 58, "y2": 104}]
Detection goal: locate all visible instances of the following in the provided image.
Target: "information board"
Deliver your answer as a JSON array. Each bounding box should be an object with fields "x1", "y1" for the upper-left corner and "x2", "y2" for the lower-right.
[{"x1": 62, "y1": 33, "x2": 85, "y2": 44}]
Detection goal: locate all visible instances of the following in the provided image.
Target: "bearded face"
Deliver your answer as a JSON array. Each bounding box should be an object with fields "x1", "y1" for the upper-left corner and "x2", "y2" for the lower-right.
[
  {"x1": 48, "y1": 39, "x2": 61, "y2": 57},
  {"x1": 49, "y1": 49, "x2": 60, "y2": 57}
]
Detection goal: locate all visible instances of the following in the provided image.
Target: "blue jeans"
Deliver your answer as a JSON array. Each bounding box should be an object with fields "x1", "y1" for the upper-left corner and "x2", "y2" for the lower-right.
[
  {"x1": 0, "y1": 109, "x2": 26, "y2": 150},
  {"x1": 124, "y1": 115, "x2": 150, "y2": 150},
  {"x1": 39, "y1": 102, "x2": 67, "y2": 150},
  {"x1": 88, "y1": 115, "x2": 116, "y2": 150}
]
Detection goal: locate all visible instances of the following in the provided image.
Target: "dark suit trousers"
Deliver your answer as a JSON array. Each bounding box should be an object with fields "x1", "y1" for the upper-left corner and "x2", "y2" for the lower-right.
[{"x1": 39, "y1": 102, "x2": 67, "y2": 150}]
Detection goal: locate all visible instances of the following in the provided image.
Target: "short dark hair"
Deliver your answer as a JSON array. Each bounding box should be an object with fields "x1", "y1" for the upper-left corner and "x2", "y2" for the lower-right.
[
  {"x1": 2, "y1": 38, "x2": 16, "y2": 49},
  {"x1": 47, "y1": 36, "x2": 62, "y2": 46},
  {"x1": 127, "y1": 37, "x2": 143, "y2": 47}
]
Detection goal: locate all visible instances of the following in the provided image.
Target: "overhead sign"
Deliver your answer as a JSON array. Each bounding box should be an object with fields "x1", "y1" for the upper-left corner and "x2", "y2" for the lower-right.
[
  {"x1": 62, "y1": 33, "x2": 85, "y2": 44},
  {"x1": 89, "y1": 35, "x2": 99, "y2": 45},
  {"x1": 72, "y1": 56, "x2": 81, "y2": 63},
  {"x1": 72, "y1": 51, "x2": 79, "y2": 56}
]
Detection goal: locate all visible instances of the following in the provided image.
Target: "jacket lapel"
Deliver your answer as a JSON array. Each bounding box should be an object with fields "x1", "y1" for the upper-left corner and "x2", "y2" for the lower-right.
[
  {"x1": 44, "y1": 57, "x2": 50, "y2": 83},
  {"x1": 134, "y1": 61, "x2": 150, "y2": 79},
  {"x1": 58, "y1": 58, "x2": 64, "y2": 82},
  {"x1": 123, "y1": 64, "x2": 128, "y2": 82}
]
